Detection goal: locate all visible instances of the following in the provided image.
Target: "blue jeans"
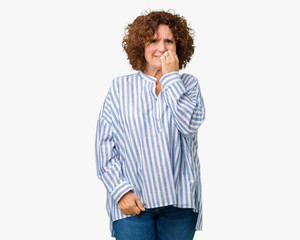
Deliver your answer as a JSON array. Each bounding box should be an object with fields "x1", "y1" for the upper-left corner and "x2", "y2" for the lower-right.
[{"x1": 113, "y1": 205, "x2": 198, "y2": 240}]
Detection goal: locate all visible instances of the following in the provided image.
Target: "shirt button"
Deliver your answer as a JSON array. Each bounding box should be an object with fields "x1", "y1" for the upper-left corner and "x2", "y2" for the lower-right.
[{"x1": 155, "y1": 98, "x2": 158, "y2": 101}]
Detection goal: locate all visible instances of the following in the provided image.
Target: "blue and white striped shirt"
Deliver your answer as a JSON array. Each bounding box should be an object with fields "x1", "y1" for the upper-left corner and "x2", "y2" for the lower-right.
[{"x1": 95, "y1": 71, "x2": 205, "y2": 236}]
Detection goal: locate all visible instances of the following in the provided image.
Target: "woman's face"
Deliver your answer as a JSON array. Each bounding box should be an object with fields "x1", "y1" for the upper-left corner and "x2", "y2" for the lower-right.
[{"x1": 144, "y1": 24, "x2": 176, "y2": 73}]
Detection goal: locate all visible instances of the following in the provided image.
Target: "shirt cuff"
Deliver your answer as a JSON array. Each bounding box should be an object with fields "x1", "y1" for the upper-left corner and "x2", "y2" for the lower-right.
[
  {"x1": 159, "y1": 71, "x2": 181, "y2": 89},
  {"x1": 110, "y1": 181, "x2": 134, "y2": 203}
]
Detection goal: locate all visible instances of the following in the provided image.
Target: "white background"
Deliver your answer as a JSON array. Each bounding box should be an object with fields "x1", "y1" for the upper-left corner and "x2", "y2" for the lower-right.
[{"x1": 1, "y1": 0, "x2": 299, "y2": 239}]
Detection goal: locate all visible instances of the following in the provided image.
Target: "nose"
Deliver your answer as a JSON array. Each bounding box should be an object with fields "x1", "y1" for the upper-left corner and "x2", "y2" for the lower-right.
[{"x1": 157, "y1": 41, "x2": 167, "y2": 52}]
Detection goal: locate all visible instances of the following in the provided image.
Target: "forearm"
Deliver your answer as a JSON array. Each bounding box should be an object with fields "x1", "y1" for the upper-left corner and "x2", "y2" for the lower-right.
[
  {"x1": 95, "y1": 117, "x2": 134, "y2": 202},
  {"x1": 160, "y1": 72, "x2": 205, "y2": 136}
]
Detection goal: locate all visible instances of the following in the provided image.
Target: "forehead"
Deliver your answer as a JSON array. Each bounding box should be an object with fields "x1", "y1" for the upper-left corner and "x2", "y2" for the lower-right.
[{"x1": 153, "y1": 24, "x2": 174, "y2": 38}]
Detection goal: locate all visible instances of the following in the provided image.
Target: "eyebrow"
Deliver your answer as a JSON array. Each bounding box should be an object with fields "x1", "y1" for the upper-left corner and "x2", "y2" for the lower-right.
[{"x1": 152, "y1": 37, "x2": 174, "y2": 41}]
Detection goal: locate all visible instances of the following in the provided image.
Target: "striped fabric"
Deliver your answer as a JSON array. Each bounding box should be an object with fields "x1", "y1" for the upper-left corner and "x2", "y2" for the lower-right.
[{"x1": 95, "y1": 71, "x2": 205, "y2": 237}]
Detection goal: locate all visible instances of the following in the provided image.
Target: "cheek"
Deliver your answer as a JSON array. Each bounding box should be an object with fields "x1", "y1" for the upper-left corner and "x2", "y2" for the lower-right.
[
  {"x1": 168, "y1": 44, "x2": 176, "y2": 52},
  {"x1": 145, "y1": 46, "x2": 154, "y2": 58}
]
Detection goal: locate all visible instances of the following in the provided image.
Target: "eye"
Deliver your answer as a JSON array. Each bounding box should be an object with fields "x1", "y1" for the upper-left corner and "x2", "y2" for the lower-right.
[
  {"x1": 150, "y1": 39, "x2": 157, "y2": 43},
  {"x1": 166, "y1": 39, "x2": 174, "y2": 44}
]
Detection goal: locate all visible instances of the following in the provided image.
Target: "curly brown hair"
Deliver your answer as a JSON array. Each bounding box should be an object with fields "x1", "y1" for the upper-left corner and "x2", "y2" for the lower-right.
[{"x1": 122, "y1": 10, "x2": 195, "y2": 71}]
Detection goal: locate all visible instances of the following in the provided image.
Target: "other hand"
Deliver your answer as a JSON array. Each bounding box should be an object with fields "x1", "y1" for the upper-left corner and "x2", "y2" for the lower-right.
[
  {"x1": 160, "y1": 50, "x2": 179, "y2": 75},
  {"x1": 117, "y1": 191, "x2": 145, "y2": 215}
]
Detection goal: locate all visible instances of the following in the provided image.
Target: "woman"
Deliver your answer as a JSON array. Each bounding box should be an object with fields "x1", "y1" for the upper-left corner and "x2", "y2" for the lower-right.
[{"x1": 95, "y1": 10, "x2": 205, "y2": 240}]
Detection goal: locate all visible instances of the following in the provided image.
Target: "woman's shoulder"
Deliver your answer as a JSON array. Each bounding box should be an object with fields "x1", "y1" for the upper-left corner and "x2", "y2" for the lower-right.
[
  {"x1": 180, "y1": 72, "x2": 200, "y2": 89},
  {"x1": 110, "y1": 72, "x2": 139, "y2": 86},
  {"x1": 113, "y1": 72, "x2": 139, "y2": 81},
  {"x1": 108, "y1": 72, "x2": 136, "y2": 88}
]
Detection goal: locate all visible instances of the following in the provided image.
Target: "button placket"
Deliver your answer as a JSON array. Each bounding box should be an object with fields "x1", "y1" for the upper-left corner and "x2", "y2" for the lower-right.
[
  {"x1": 150, "y1": 82, "x2": 163, "y2": 133},
  {"x1": 155, "y1": 94, "x2": 163, "y2": 132}
]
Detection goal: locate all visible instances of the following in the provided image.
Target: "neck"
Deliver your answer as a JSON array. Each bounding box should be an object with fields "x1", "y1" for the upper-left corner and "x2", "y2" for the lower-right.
[{"x1": 143, "y1": 68, "x2": 163, "y2": 82}]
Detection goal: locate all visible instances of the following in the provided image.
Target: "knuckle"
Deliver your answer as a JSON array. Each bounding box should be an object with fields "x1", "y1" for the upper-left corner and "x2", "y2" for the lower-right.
[{"x1": 129, "y1": 203, "x2": 135, "y2": 208}]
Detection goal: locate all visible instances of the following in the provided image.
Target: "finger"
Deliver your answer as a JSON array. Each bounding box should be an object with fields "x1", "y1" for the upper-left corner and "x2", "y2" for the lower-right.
[
  {"x1": 168, "y1": 50, "x2": 177, "y2": 58},
  {"x1": 164, "y1": 53, "x2": 171, "y2": 62},
  {"x1": 164, "y1": 56, "x2": 170, "y2": 63},
  {"x1": 160, "y1": 55, "x2": 166, "y2": 62},
  {"x1": 163, "y1": 51, "x2": 172, "y2": 62},
  {"x1": 165, "y1": 50, "x2": 175, "y2": 62},
  {"x1": 160, "y1": 55, "x2": 167, "y2": 66},
  {"x1": 135, "y1": 198, "x2": 145, "y2": 211},
  {"x1": 168, "y1": 49, "x2": 175, "y2": 55},
  {"x1": 168, "y1": 50, "x2": 179, "y2": 67},
  {"x1": 120, "y1": 205, "x2": 137, "y2": 215},
  {"x1": 170, "y1": 50, "x2": 178, "y2": 60},
  {"x1": 120, "y1": 208, "x2": 131, "y2": 215},
  {"x1": 132, "y1": 205, "x2": 141, "y2": 215}
]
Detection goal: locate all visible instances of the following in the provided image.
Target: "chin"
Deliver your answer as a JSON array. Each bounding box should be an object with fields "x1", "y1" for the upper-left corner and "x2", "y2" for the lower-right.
[
  {"x1": 145, "y1": 62, "x2": 162, "y2": 72},
  {"x1": 155, "y1": 64, "x2": 162, "y2": 69}
]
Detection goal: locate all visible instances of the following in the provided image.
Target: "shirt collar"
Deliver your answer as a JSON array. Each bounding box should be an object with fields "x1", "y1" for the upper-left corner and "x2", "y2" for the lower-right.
[{"x1": 138, "y1": 71, "x2": 157, "y2": 83}]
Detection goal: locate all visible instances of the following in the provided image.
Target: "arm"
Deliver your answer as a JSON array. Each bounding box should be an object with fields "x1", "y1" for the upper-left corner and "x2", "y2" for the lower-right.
[
  {"x1": 95, "y1": 87, "x2": 133, "y2": 203},
  {"x1": 160, "y1": 50, "x2": 205, "y2": 136},
  {"x1": 160, "y1": 72, "x2": 205, "y2": 136},
  {"x1": 95, "y1": 84, "x2": 145, "y2": 215}
]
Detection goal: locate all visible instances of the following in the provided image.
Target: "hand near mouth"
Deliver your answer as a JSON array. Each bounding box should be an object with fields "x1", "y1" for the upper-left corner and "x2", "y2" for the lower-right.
[{"x1": 160, "y1": 50, "x2": 179, "y2": 75}]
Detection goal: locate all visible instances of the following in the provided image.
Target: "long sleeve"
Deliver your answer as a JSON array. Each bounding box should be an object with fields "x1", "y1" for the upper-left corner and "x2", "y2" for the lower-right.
[
  {"x1": 160, "y1": 71, "x2": 205, "y2": 136},
  {"x1": 95, "y1": 87, "x2": 133, "y2": 203}
]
